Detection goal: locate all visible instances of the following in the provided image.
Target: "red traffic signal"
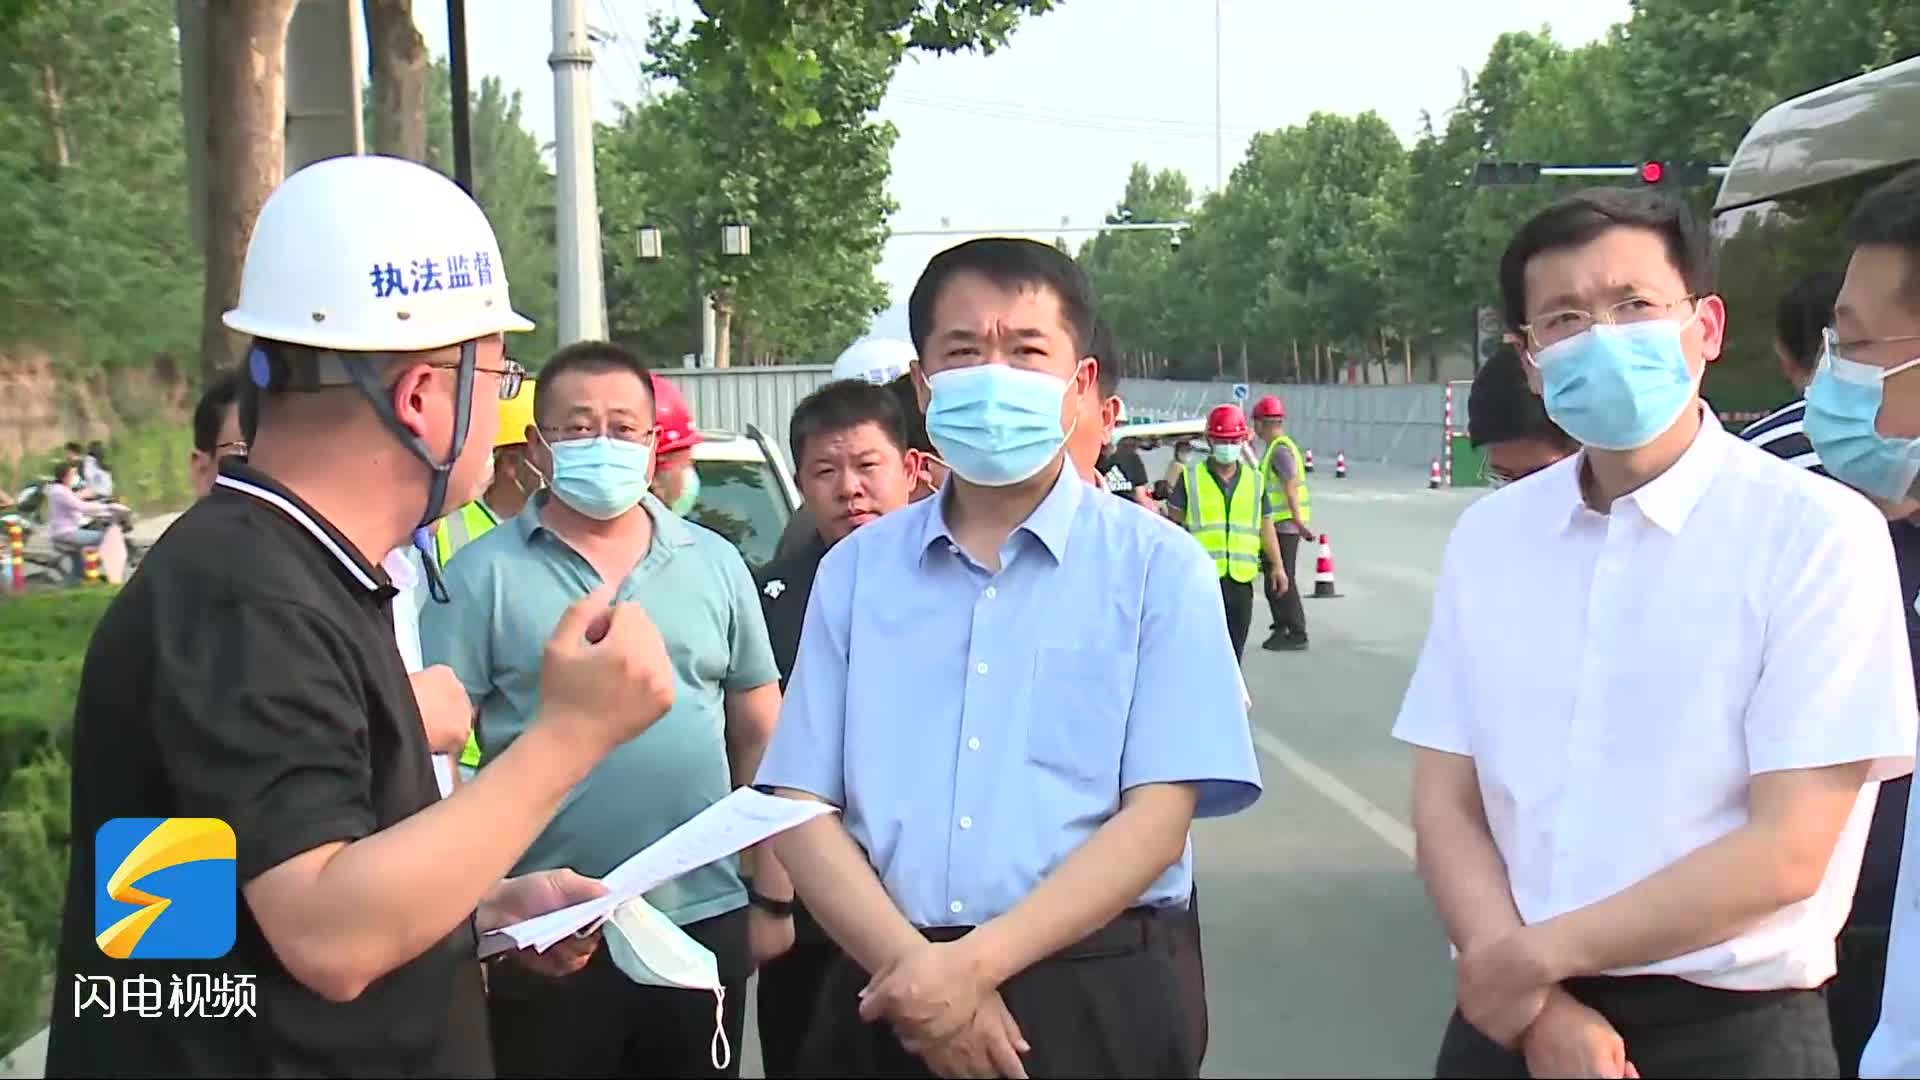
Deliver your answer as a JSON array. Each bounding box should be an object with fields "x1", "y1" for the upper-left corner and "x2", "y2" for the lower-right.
[{"x1": 1639, "y1": 161, "x2": 1665, "y2": 184}]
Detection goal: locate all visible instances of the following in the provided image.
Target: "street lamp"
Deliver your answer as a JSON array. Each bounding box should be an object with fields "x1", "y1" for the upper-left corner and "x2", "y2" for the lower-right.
[
  {"x1": 634, "y1": 223, "x2": 664, "y2": 261},
  {"x1": 720, "y1": 220, "x2": 751, "y2": 257}
]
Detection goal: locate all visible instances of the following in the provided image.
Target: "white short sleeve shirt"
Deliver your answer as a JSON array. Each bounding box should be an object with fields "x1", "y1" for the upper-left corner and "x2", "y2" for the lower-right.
[
  {"x1": 382, "y1": 547, "x2": 454, "y2": 798},
  {"x1": 1393, "y1": 411, "x2": 1918, "y2": 991}
]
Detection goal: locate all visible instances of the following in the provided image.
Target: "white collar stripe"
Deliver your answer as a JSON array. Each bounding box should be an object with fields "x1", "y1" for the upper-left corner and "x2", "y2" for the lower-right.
[{"x1": 214, "y1": 475, "x2": 380, "y2": 592}]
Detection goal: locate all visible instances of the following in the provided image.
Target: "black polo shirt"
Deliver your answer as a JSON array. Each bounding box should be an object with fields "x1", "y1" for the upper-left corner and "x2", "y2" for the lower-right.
[
  {"x1": 47, "y1": 461, "x2": 489, "y2": 1078},
  {"x1": 1856, "y1": 516, "x2": 1920, "y2": 930},
  {"x1": 755, "y1": 528, "x2": 829, "y2": 694},
  {"x1": 1096, "y1": 445, "x2": 1150, "y2": 500}
]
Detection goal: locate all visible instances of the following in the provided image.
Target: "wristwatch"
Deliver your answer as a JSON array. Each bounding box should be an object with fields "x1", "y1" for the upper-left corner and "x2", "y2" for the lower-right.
[{"x1": 748, "y1": 889, "x2": 794, "y2": 917}]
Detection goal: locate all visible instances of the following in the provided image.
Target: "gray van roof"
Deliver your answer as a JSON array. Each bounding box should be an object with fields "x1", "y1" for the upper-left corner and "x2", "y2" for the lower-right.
[{"x1": 1714, "y1": 54, "x2": 1920, "y2": 214}]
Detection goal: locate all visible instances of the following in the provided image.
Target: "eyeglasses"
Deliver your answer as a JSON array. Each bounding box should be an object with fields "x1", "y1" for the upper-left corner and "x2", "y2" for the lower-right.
[
  {"x1": 429, "y1": 357, "x2": 526, "y2": 400},
  {"x1": 1521, "y1": 295, "x2": 1700, "y2": 350},
  {"x1": 1824, "y1": 326, "x2": 1920, "y2": 365}
]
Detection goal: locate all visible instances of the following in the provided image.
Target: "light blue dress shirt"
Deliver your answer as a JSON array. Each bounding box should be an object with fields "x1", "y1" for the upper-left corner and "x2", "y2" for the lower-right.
[{"x1": 755, "y1": 461, "x2": 1263, "y2": 928}]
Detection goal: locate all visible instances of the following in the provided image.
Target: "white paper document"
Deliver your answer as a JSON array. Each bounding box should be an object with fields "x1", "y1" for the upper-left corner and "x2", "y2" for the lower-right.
[{"x1": 476, "y1": 787, "x2": 836, "y2": 959}]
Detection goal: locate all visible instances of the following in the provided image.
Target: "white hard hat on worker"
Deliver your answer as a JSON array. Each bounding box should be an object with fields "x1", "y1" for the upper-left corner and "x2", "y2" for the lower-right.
[
  {"x1": 831, "y1": 337, "x2": 917, "y2": 385},
  {"x1": 221, "y1": 155, "x2": 535, "y2": 560}
]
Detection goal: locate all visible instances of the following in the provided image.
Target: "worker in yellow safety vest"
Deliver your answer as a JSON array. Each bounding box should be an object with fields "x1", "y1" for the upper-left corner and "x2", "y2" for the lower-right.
[
  {"x1": 424, "y1": 378, "x2": 539, "y2": 779},
  {"x1": 1164, "y1": 403, "x2": 1287, "y2": 661},
  {"x1": 1251, "y1": 394, "x2": 1313, "y2": 652}
]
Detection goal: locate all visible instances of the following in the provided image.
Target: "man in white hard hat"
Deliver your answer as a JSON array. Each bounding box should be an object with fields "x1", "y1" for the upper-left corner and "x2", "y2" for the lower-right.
[
  {"x1": 831, "y1": 337, "x2": 917, "y2": 386},
  {"x1": 47, "y1": 155, "x2": 677, "y2": 1079}
]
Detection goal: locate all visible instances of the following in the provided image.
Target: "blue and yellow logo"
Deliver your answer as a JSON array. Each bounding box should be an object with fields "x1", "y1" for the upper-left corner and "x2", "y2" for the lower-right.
[{"x1": 94, "y1": 818, "x2": 236, "y2": 960}]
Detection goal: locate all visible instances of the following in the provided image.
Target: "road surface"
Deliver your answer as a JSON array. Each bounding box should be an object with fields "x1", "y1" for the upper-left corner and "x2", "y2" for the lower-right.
[{"x1": 3, "y1": 466, "x2": 1482, "y2": 1079}]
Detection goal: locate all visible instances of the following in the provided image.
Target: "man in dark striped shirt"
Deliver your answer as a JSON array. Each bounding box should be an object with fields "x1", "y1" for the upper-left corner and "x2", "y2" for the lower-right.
[{"x1": 1739, "y1": 269, "x2": 1846, "y2": 472}]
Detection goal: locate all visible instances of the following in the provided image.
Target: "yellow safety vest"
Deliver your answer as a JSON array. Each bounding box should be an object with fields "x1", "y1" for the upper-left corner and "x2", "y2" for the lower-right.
[
  {"x1": 1260, "y1": 434, "x2": 1311, "y2": 527},
  {"x1": 433, "y1": 500, "x2": 501, "y2": 571},
  {"x1": 1186, "y1": 461, "x2": 1263, "y2": 584},
  {"x1": 429, "y1": 500, "x2": 500, "y2": 770}
]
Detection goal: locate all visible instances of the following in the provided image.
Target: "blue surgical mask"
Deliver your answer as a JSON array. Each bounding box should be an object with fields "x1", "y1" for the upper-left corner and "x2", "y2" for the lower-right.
[
  {"x1": 547, "y1": 436, "x2": 653, "y2": 520},
  {"x1": 1211, "y1": 443, "x2": 1241, "y2": 465},
  {"x1": 669, "y1": 466, "x2": 701, "y2": 516},
  {"x1": 923, "y1": 364, "x2": 1080, "y2": 487},
  {"x1": 1534, "y1": 320, "x2": 1698, "y2": 451},
  {"x1": 1805, "y1": 345, "x2": 1920, "y2": 502},
  {"x1": 602, "y1": 896, "x2": 731, "y2": 1070}
]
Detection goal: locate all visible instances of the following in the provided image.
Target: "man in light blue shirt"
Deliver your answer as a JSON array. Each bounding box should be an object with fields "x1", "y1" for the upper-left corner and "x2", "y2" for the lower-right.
[
  {"x1": 423, "y1": 341, "x2": 786, "y2": 1080},
  {"x1": 758, "y1": 238, "x2": 1262, "y2": 1079}
]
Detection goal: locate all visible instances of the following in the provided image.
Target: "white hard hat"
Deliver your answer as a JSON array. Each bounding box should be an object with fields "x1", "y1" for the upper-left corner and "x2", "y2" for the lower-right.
[
  {"x1": 831, "y1": 338, "x2": 917, "y2": 385},
  {"x1": 223, "y1": 155, "x2": 534, "y2": 353}
]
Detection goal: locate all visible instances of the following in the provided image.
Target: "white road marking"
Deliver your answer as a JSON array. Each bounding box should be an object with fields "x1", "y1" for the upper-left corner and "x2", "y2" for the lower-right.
[{"x1": 1251, "y1": 726, "x2": 1416, "y2": 862}]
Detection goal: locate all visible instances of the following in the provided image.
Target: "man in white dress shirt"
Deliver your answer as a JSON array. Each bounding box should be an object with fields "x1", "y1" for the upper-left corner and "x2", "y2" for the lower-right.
[
  {"x1": 1796, "y1": 164, "x2": 1920, "y2": 1080},
  {"x1": 1395, "y1": 187, "x2": 1918, "y2": 1078}
]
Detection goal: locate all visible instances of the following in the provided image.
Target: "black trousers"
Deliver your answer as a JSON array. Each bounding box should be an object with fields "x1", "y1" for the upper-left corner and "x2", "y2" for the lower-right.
[
  {"x1": 757, "y1": 905, "x2": 839, "y2": 1079},
  {"x1": 1830, "y1": 927, "x2": 1890, "y2": 1078},
  {"x1": 1170, "y1": 887, "x2": 1209, "y2": 1074},
  {"x1": 798, "y1": 909, "x2": 1197, "y2": 1078},
  {"x1": 487, "y1": 907, "x2": 750, "y2": 1079},
  {"x1": 1265, "y1": 531, "x2": 1307, "y2": 638},
  {"x1": 1222, "y1": 578, "x2": 1254, "y2": 661},
  {"x1": 1433, "y1": 974, "x2": 1838, "y2": 1078}
]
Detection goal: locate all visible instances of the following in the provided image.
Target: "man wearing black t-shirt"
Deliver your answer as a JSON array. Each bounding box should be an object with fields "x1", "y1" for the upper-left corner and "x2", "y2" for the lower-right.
[{"x1": 48, "y1": 157, "x2": 674, "y2": 1078}]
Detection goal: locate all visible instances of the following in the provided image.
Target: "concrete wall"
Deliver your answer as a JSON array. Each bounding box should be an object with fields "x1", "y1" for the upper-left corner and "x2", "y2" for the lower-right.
[{"x1": 1120, "y1": 378, "x2": 1464, "y2": 473}]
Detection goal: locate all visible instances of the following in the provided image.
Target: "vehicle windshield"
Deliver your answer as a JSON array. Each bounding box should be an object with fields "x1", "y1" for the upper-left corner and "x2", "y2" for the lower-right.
[
  {"x1": 687, "y1": 458, "x2": 791, "y2": 574},
  {"x1": 1710, "y1": 167, "x2": 1906, "y2": 410}
]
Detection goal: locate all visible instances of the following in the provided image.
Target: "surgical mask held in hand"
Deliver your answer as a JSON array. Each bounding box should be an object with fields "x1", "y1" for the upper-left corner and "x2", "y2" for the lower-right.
[
  {"x1": 602, "y1": 895, "x2": 731, "y2": 1070},
  {"x1": 548, "y1": 436, "x2": 653, "y2": 520},
  {"x1": 1805, "y1": 347, "x2": 1920, "y2": 503},
  {"x1": 924, "y1": 364, "x2": 1078, "y2": 487},
  {"x1": 1535, "y1": 320, "x2": 1697, "y2": 451}
]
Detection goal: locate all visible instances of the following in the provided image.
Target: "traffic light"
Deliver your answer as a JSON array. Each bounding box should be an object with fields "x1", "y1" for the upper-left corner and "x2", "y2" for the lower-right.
[
  {"x1": 1638, "y1": 160, "x2": 1714, "y2": 187},
  {"x1": 1470, "y1": 161, "x2": 1543, "y2": 188}
]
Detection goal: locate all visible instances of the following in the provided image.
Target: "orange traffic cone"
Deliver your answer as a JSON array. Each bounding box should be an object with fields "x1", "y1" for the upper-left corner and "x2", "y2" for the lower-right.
[
  {"x1": 1335, "y1": 453, "x2": 1347, "y2": 480},
  {"x1": 1303, "y1": 448, "x2": 1315, "y2": 473},
  {"x1": 1429, "y1": 459, "x2": 1442, "y2": 489},
  {"x1": 1311, "y1": 534, "x2": 1342, "y2": 598}
]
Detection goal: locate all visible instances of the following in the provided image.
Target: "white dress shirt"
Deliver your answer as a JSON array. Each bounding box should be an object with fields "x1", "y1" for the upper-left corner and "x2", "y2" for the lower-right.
[
  {"x1": 1394, "y1": 410, "x2": 1917, "y2": 991},
  {"x1": 383, "y1": 548, "x2": 454, "y2": 798}
]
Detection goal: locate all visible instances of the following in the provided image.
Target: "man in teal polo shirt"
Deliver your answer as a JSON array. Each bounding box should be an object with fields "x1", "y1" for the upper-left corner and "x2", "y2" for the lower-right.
[{"x1": 422, "y1": 340, "x2": 789, "y2": 1079}]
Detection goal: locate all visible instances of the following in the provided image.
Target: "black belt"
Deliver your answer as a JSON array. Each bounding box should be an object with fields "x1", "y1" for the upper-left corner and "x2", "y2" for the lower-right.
[{"x1": 919, "y1": 906, "x2": 1166, "y2": 961}]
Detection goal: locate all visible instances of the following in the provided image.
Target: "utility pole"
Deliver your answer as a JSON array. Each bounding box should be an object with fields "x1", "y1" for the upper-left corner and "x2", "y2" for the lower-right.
[
  {"x1": 1213, "y1": 0, "x2": 1223, "y2": 193},
  {"x1": 448, "y1": 0, "x2": 472, "y2": 194},
  {"x1": 551, "y1": 0, "x2": 606, "y2": 345}
]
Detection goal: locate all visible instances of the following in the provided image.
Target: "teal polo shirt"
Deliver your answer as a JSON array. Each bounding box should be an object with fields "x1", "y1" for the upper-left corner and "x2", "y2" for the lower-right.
[{"x1": 420, "y1": 492, "x2": 780, "y2": 927}]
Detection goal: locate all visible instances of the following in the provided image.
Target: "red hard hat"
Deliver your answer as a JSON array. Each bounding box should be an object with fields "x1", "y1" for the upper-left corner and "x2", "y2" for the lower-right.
[
  {"x1": 1206, "y1": 404, "x2": 1249, "y2": 441},
  {"x1": 1252, "y1": 394, "x2": 1286, "y2": 420},
  {"x1": 651, "y1": 373, "x2": 702, "y2": 455}
]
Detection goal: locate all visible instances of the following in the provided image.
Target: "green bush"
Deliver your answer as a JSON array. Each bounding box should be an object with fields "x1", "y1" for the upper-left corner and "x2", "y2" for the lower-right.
[{"x1": 0, "y1": 590, "x2": 111, "y2": 1053}]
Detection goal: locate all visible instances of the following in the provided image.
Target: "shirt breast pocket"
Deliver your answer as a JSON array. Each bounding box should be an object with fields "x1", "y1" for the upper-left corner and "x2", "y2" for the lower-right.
[{"x1": 1025, "y1": 646, "x2": 1130, "y2": 789}]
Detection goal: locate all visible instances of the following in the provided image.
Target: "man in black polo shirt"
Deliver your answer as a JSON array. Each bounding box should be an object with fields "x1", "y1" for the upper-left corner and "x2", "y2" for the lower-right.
[
  {"x1": 48, "y1": 156, "x2": 675, "y2": 1078},
  {"x1": 753, "y1": 379, "x2": 918, "y2": 1077},
  {"x1": 1085, "y1": 323, "x2": 1152, "y2": 506},
  {"x1": 771, "y1": 371, "x2": 944, "y2": 562}
]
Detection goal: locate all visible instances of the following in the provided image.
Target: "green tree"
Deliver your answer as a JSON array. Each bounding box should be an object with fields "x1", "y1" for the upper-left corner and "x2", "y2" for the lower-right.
[{"x1": 0, "y1": 0, "x2": 200, "y2": 374}]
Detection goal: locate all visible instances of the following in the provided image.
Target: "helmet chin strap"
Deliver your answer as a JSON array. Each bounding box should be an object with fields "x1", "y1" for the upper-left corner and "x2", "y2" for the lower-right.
[{"x1": 342, "y1": 338, "x2": 477, "y2": 605}]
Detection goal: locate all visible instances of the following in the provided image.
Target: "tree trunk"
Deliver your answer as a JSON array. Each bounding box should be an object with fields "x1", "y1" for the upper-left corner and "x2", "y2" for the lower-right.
[
  {"x1": 1404, "y1": 337, "x2": 1414, "y2": 383},
  {"x1": 39, "y1": 62, "x2": 69, "y2": 168},
  {"x1": 363, "y1": 0, "x2": 429, "y2": 162},
  {"x1": 200, "y1": 0, "x2": 299, "y2": 381},
  {"x1": 713, "y1": 292, "x2": 734, "y2": 368},
  {"x1": 1291, "y1": 339, "x2": 1301, "y2": 383}
]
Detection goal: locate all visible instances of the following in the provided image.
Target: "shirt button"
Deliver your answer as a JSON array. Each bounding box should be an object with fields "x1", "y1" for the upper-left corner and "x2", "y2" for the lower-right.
[
  {"x1": 959, "y1": 816, "x2": 973, "y2": 830},
  {"x1": 984, "y1": 586, "x2": 997, "y2": 599},
  {"x1": 967, "y1": 736, "x2": 981, "y2": 751},
  {"x1": 975, "y1": 662, "x2": 988, "y2": 676},
  {"x1": 949, "y1": 900, "x2": 964, "y2": 915}
]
